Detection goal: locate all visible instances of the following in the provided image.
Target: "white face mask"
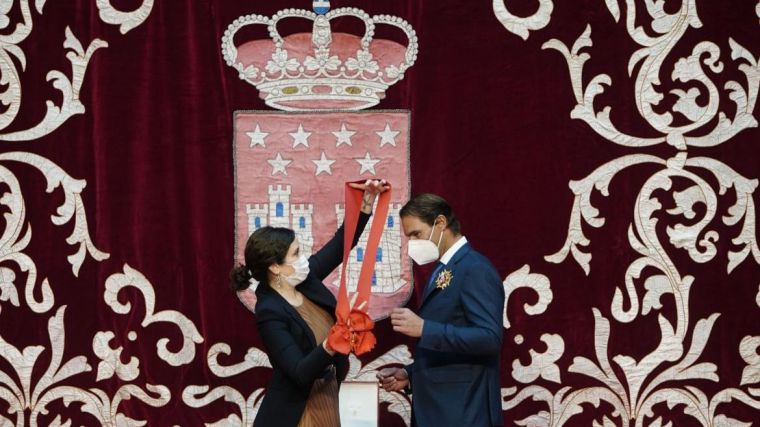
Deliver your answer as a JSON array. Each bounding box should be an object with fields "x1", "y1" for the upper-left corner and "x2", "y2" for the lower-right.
[
  {"x1": 283, "y1": 254, "x2": 310, "y2": 287},
  {"x1": 408, "y1": 223, "x2": 444, "y2": 265}
]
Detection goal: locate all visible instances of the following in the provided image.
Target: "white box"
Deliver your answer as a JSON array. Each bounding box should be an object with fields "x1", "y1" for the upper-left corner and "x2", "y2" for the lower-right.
[{"x1": 339, "y1": 381, "x2": 379, "y2": 427}]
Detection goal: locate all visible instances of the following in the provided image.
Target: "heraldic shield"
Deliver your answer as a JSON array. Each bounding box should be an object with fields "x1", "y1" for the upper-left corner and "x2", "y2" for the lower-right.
[
  {"x1": 224, "y1": 1, "x2": 418, "y2": 320},
  {"x1": 233, "y1": 110, "x2": 413, "y2": 319}
]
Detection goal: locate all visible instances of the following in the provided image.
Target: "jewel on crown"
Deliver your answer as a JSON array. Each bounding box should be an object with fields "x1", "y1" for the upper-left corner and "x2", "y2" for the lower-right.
[{"x1": 221, "y1": 1, "x2": 418, "y2": 111}]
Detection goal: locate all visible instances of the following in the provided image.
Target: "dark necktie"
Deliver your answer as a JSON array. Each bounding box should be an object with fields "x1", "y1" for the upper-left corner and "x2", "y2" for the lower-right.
[{"x1": 422, "y1": 261, "x2": 445, "y2": 301}]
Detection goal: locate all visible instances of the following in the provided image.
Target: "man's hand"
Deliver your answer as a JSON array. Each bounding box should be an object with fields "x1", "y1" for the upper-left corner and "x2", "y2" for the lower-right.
[
  {"x1": 376, "y1": 367, "x2": 409, "y2": 392},
  {"x1": 390, "y1": 308, "x2": 424, "y2": 337}
]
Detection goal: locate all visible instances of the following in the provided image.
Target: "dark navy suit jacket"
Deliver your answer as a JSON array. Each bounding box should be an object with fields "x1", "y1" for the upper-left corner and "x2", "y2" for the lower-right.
[
  {"x1": 407, "y1": 242, "x2": 505, "y2": 427},
  {"x1": 252, "y1": 213, "x2": 370, "y2": 427}
]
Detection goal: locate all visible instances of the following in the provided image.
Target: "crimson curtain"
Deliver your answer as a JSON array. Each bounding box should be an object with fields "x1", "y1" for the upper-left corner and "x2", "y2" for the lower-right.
[{"x1": 2, "y1": 0, "x2": 759, "y2": 425}]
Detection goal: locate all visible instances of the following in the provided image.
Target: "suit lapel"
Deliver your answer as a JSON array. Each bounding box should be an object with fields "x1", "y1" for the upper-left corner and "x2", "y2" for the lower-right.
[
  {"x1": 298, "y1": 277, "x2": 337, "y2": 312},
  {"x1": 282, "y1": 302, "x2": 317, "y2": 346},
  {"x1": 259, "y1": 284, "x2": 319, "y2": 346},
  {"x1": 419, "y1": 243, "x2": 471, "y2": 309},
  {"x1": 420, "y1": 262, "x2": 442, "y2": 302}
]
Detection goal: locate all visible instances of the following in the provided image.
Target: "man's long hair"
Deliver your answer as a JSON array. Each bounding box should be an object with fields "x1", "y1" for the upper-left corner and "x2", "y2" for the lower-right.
[{"x1": 400, "y1": 193, "x2": 461, "y2": 234}]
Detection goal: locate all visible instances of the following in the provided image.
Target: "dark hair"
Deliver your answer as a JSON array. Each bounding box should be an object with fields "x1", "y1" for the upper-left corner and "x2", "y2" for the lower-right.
[
  {"x1": 400, "y1": 193, "x2": 461, "y2": 234},
  {"x1": 229, "y1": 226, "x2": 295, "y2": 292}
]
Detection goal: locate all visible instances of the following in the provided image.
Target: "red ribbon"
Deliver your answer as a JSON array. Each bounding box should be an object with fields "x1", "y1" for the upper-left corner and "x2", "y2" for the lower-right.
[{"x1": 327, "y1": 181, "x2": 391, "y2": 355}]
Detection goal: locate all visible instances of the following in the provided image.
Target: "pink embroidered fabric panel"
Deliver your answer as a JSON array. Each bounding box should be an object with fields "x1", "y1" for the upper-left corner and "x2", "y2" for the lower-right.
[{"x1": 234, "y1": 110, "x2": 412, "y2": 319}]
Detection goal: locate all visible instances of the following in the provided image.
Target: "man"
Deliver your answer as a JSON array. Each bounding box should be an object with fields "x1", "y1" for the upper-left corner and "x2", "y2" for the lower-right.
[{"x1": 377, "y1": 193, "x2": 505, "y2": 427}]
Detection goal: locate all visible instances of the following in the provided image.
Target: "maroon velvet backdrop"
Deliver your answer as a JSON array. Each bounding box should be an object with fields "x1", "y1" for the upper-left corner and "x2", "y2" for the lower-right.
[{"x1": 2, "y1": 0, "x2": 759, "y2": 425}]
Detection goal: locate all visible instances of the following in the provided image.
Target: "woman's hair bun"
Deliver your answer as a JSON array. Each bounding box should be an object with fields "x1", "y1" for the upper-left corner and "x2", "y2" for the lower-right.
[{"x1": 230, "y1": 264, "x2": 252, "y2": 292}]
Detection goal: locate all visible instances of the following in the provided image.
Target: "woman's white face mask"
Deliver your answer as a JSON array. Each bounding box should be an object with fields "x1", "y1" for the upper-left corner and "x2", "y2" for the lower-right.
[
  {"x1": 407, "y1": 223, "x2": 443, "y2": 265},
  {"x1": 283, "y1": 254, "x2": 310, "y2": 286}
]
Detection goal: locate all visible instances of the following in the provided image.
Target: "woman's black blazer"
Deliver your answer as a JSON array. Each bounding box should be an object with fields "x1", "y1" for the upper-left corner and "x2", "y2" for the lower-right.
[{"x1": 252, "y1": 213, "x2": 370, "y2": 427}]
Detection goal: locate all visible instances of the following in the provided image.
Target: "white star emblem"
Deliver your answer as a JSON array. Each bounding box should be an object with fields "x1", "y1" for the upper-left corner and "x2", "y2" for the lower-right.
[
  {"x1": 312, "y1": 151, "x2": 336, "y2": 176},
  {"x1": 332, "y1": 122, "x2": 356, "y2": 147},
  {"x1": 355, "y1": 152, "x2": 381, "y2": 175},
  {"x1": 289, "y1": 124, "x2": 312, "y2": 148},
  {"x1": 246, "y1": 123, "x2": 269, "y2": 147},
  {"x1": 267, "y1": 152, "x2": 292, "y2": 175},
  {"x1": 376, "y1": 123, "x2": 400, "y2": 147}
]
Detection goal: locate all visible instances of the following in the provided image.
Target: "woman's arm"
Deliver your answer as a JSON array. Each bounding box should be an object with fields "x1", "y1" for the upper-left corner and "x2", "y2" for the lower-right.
[
  {"x1": 309, "y1": 180, "x2": 388, "y2": 280},
  {"x1": 308, "y1": 212, "x2": 371, "y2": 281},
  {"x1": 256, "y1": 307, "x2": 334, "y2": 388}
]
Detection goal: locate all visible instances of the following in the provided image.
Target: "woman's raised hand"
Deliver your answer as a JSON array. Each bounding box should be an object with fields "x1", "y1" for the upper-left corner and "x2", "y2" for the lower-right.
[
  {"x1": 349, "y1": 179, "x2": 390, "y2": 214},
  {"x1": 349, "y1": 179, "x2": 389, "y2": 194}
]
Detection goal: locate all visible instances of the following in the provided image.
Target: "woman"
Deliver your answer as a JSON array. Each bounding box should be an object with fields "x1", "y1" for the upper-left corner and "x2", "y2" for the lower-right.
[{"x1": 230, "y1": 179, "x2": 388, "y2": 427}]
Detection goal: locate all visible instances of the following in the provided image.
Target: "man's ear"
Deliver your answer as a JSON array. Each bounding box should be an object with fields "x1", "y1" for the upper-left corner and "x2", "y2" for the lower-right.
[{"x1": 436, "y1": 214, "x2": 448, "y2": 230}]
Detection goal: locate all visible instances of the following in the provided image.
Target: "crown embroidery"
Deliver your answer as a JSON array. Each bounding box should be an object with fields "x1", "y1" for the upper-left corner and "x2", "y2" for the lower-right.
[
  {"x1": 222, "y1": 1, "x2": 419, "y2": 111},
  {"x1": 435, "y1": 269, "x2": 453, "y2": 290}
]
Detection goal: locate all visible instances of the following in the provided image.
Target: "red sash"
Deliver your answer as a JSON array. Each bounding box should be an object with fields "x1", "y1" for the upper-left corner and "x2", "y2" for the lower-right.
[{"x1": 327, "y1": 181, "x2": 391, "y2": 355}]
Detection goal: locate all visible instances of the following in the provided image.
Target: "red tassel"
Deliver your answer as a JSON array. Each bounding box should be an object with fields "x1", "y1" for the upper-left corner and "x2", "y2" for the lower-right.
[{"x1": 328, "y1": 309, "x2": 376, "y2": 355}]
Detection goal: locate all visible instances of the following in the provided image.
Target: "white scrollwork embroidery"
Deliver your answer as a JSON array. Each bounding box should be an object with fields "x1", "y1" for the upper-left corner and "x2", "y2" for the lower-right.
[
  {"x1": 95, "y1": 0, "x2": 154, "y2": 34},
  {"x1": 544, "y1": 131, "x2": 760, "y2": 422},
  {"x1": 547, "y1": 153, "x2": 760, "y2": 277},
  {"x1": 492, "y1": 0, "x2": 554, "y2": 41},
  {"x1": 502, "y1": 264, "x2": 552, "y2": 328},
  {"x1": 33, "y1": 383, "x2": 171, "y2": 426},
  {"x1": 545, "y1": 154, "x2": 666, "y2": 274},
  {"x1": 182, "y1": 342, "x2": 272, "y2": 426},
  {"x1": 495, "y1": 0, "x2": 760, "y2": 424},
  {"x1": 543, "y1": 150, "x2": 760, "y2": 422},
  {"x1": 502, "y1": 385, "x2": 627, "y2": 426},
  {"x1": 183, "y1": 385, "x2": 265, "y2": 427},
  {"x1": 0, "y1": 0, "x2": 153, "y2": 141},
  {"x1": 0, "y1": 0, "x2": 34, "y2": 133},
  {"x1": 0, "y1": 267, "x2": 19, "y2": 312},
  {"x1": 605, "y1": 0, "x2": 621, "y2": 23},
  {"x1": 0, "y1": 306, "x2": 169, "y2": 424},
  {"x1": 685, "y1": 157, "x2": 760, "y2": 272},
  {"x1": 0, "y1": 306, "x2": 90, "y2": 420},
  {"x1": 104, "y1": 264, "x2": 204, "y2": 367},
  {"x1": 0, "y1": 27, "x2": 107, "y2": 142},
  {"x1": 183, "y1": 342, "x2": 414, "y2": 426},
  {"x1": 740, "y1": 336, "x2": 760, "y2": 386},
  {"x1": 0, "y1": 152, "x2": 109, "y2": 313},
  {"x1": 511, "y1": 333, "x2": 564, "y2": 384},
  {"x1": 47, "y1": 415, "x2": 70, "y2": 427},
  {"x1": 92, "y1": 331, "x2": 140, "y2": 382},
  {"x1": 182, "y1": 340, "x2": 313, "y2": 425},
  {"x1": 544, "y1": 23, "x2": 759, "y2": 149},
  {"x1": 0, "y1": 3, "x2": 166, "y2": 424},
  {"x1": 207, "y1": 343, "x2": 271, "y2": 378}
]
